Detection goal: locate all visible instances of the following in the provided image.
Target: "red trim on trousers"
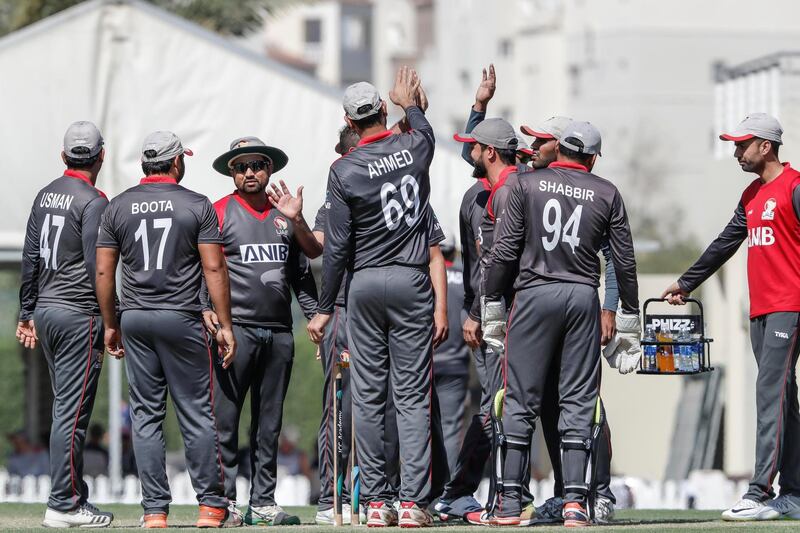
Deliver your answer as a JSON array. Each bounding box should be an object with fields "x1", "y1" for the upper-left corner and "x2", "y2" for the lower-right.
[
  {"x1": 323, "y1": 308, "x2": 341, "y2": 495},
  {"x1": 69, "y1": 316, "x2": 96, "y2": 505},
  {"x1": 203, "y1": 327, "x2": 227, "y2": 492}
]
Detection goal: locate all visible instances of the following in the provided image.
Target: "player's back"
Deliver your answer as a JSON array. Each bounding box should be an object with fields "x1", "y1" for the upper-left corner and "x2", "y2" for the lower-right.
[
  {"x1": 330, "y1": 129, "x2": 434, "y2": 269},
  {"x1": 98, "y1": 178, "x2": 221, "y2": 312},
  {"x1": 27, "y1": 172, "x2": 108, "y2": 313},
  {"x1": 513, "y1": 164, "x2": 624, "y2": 289}
]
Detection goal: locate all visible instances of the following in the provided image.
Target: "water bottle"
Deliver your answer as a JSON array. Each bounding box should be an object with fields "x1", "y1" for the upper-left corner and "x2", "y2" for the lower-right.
[
  {"x1": 643, "y1": 325, "x2": 657, "y2": 372},
  {"x1": 690, "y1": 333, "x2": 702, "y2": 371},
  {"x1": 677, "y1": 327, "x2": 689, "y2": 372}
]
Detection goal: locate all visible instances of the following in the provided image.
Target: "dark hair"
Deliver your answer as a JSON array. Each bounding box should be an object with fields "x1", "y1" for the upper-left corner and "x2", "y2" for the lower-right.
[
  {"x1": 558, "y1": 138, "x2": 595, "y2": 166},
  {"x1": 352, "y1": 111, "x2": 383, "y2": 130},
  {"x1": 336, "y1": 125, "x2": 360, "y2": 155},
  {"x1": 480, "y1": 143, "x2": 517, "y2": 166},
  {"x1": 770, "y1": 141, "x2": 780, "y2": 156},
  {"x1": 141, "y1": 159, "x2": 174, "y2": 176},
  {"x1": 64, "y1": 146, "x2": 101, "y2": 170}
]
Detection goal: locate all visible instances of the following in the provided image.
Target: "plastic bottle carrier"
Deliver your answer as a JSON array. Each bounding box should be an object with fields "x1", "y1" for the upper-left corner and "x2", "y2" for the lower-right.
[{"x1": 637, "y1": 297, "x2": 714, "y2": 375}]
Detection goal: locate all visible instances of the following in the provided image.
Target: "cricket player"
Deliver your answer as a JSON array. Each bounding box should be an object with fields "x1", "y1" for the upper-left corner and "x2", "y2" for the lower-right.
[
  {"x1": 201, "y1": 136, "x2": 319, "y2": 526},
  {"x1": 482, "y1": 121, "x2": 640, "y2": 527},
  {"x1": 307, "y1": 67, "x2": 437, "y2": 528},
  {"x1": 663, "y1": 113, "x2": 800, "y2": 521},
  {"x1": 520, "y1": 118, "x2": 623, "y2": 524},
  {"x1": 312, "y1": 123, "x2": 449, "y2": 525},
  {"x1": 18, "y1": 121, "x2": 114, "y2": 528},
  {"x1": 95, "y1": 131, "x2": 236, "y2": 529}
]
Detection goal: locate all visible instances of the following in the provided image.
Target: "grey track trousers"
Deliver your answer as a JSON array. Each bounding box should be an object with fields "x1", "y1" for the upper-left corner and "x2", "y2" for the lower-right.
[
  {"x1": 347, "y1": 265, "x2": 434, "y2": 506},
  {"x1": 34, "y1": 306, "x2": 104, "y2": 512},
  {"x1": 121, "y1": 309, "x2": 226, "y2": 514},
  {"x1": 434, "y1": 374, "x2": 468, "y2": 476},
  {"x1": 541, "y1": 361, "x2": 614, "y2": 503},
  {"x1": 500, "y1": 283, "x2": 600, "y2": 513},
  {"x1": 442, "y1": 344, "x2": 503, "y2": 500},
  {"x1": 745, "y1": 311, "x2": 800, "y2": 501},
  {"x1": 214, "y1": 325, "x2": 294, "y2": 506}
]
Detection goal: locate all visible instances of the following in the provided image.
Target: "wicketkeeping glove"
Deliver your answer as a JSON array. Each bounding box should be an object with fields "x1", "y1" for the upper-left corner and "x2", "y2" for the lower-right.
[
  {"x1": 481, "y1": 297, "x2": 507, "y2": 354},
  {"x1": 602, "y1": 312, "x2": 642, "y2": 374}
]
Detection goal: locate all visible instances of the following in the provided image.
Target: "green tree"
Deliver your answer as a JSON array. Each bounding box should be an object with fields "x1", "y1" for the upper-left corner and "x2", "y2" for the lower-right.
[{"x1": 0, "y1": 0, "x2": 311, "y2": 37}]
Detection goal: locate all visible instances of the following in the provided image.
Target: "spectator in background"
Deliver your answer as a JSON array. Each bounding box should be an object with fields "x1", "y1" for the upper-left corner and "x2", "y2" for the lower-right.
[
  {"x1": 6, "y1": 430, "x2": 49, "y2": 477},
  {"x1": 83, "y1": 423, "x2": 109, "y2": 477},
  {"x1": 277, "y1": 426, "x2": 312, "y2": 482}
]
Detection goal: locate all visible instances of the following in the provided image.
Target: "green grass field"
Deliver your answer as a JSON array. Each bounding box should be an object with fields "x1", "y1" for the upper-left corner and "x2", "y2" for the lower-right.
[{"x1": 2, "y1": 504, "x2": 800, "y2": 532}]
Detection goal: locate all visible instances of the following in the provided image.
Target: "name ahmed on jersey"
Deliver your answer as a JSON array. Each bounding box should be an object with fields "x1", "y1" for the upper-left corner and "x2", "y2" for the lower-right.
[{"x1": 367, "y1": 149, "x2": 414, "y2": 179}]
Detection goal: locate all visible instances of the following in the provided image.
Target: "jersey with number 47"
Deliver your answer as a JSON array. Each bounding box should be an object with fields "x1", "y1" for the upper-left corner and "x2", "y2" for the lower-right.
[
  {"x1": 96, "y1": 176, "x2": 222, "y2": 312},
  {"x1": 485, "y1": 161, "x2": 639, "y2": 313},
  {"x1": 318, "y1": 106, "x2": 435, "y2": 313},
  {"x1": 19, "y1": 171, "x2": 108, "y2": 319}
]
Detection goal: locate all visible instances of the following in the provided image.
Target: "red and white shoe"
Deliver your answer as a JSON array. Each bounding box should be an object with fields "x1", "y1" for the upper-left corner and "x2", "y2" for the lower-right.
[
  {"x1": 398, "y1": 502, "x2": 433, "y2": 528},
  {"x1": 563, "y1": 502, "x2": 589, "y2": 528},
  {"x1": 367, "y1": 501, "x2": 398, "y2": 528}
]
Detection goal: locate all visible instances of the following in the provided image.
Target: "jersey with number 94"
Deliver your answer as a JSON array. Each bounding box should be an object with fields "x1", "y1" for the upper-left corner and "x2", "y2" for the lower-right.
[
  {"x1": 486, "y1": 164, "x2": 639, "y2": 313},
  {"x1": 318, "y1": 106, "x2": 435, "y2": 313},
  {"x1": 96, "y1": 177, "x2": 222, "y2": 312}
]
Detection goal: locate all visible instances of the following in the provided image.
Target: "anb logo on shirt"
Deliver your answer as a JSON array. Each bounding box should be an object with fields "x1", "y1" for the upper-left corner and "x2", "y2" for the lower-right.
[
  {"x1": 274, "y1": 216, "x2": 288, "y2": 236},
  {"x1": 240, "y1": 243, "x2": 289, "y2": 263}
]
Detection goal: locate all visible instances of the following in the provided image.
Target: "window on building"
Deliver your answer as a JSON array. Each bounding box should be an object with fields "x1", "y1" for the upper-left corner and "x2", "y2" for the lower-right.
[
  {"x1": 499, "y1": 39, "x2": 513, "y2": 57},
  {"x1": 343, "y1": 14, "x2": 371, "y2": 51},
  {"x1": 304, "y1": 18, "x2": 321, "y2": 44}
]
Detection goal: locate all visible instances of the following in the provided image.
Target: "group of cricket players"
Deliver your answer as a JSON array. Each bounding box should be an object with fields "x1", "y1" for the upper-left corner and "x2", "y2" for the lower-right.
[{"x1": 16, "y1": 59, "x2": 800, "y2": 528}]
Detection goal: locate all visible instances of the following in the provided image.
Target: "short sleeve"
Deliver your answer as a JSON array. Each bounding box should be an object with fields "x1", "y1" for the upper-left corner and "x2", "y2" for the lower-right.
[
  {"x1": 96, "y1": 203, "x2": 119, "y2": 248},
  {"x1": 198, "y1": 198, "x2": 223, "y2": 244}
]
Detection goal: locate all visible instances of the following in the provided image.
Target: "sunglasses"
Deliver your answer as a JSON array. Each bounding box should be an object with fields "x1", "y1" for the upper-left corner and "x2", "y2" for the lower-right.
[{"x1": 232, "y1": 160, "x2": 269, "y2": 173}]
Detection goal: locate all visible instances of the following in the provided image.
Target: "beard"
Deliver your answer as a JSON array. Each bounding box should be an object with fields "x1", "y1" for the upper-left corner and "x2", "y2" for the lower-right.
[
  {"x1": 239, "y1": 178, "x2": 266, "y2": 193},
  {"x1": 472, "y1": 160, "x2": 488, "y2": 178}
]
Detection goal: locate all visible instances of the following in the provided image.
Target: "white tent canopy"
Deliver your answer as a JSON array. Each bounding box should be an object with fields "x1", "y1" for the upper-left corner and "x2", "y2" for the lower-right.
[{"x1": 0, "y1": 0, "x2": 469, "y2": 253}]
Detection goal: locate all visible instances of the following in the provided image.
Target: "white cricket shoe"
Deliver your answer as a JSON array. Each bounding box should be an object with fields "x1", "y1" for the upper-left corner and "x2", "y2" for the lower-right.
[
  {"x1": 722, "y1": 498, "x2": 770, "y2": 521},
  {"x1": 760, "y1": 494, "x2": 800, "y2": 520},
  {"x1": 593, "y1": 496, "x2": 615, "y2": 524},
  {"x1": 397, "y1": 502, "x2": 433, "y2": 528},
  {"x1": 43, "y1": 503, "x2": 113, "y2": 528},
  {"x1": 224, "y1": 501, "x2": 243, "y2": 527},
  {"x1": 366, "y1": 501, "x2": 398, "y2": 527},
  {"x1": 314, "y1": 505, "x2": 352, "y2": 525}
]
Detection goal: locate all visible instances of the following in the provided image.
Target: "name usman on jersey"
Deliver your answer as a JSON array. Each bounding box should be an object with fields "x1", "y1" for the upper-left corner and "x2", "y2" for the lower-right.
[{"x1": 240, "y1": 243, "x2": 289, "y2": 264}]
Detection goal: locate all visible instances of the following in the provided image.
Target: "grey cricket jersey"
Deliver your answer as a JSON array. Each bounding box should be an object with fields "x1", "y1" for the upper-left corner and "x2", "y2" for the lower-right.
[
  {"x1": 318, "y1": 106, "x2": 435, "y2": 313},
  {"x1": 19, "y1": 171, "x2": 108, "y2": 319},
  {"x1": 96, "y1": 176, "x2": 222, "y2": 312}
]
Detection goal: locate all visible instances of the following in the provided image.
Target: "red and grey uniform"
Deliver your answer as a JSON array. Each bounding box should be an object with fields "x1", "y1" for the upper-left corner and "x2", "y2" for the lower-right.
[
  {"x1": 96, "y1": 176, "x2": 227, "y2": 515},
  {"x1": 19, "y1": 170, "x2": 107, "y2": 513},
  {"x1": 205, "y1": 192, "x2": 317, "y2": 506},
  {"x1": 484, "y1": 162, "x2": 638, "y2": 512},
  {"x1": 319, "y1": 106, "x2": 436, "y2": 506},
  {"x1": 314, "y1": 187, "x2": 445, "y2": 510},
  {"x1": 678, "y1": 163, "x2": 800, "y2": 502}
]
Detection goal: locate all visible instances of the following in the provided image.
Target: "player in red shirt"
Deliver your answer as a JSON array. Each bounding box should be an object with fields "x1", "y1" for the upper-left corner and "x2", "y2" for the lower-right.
[{"x1": 663, "y1": 113, "x2": 800, "y2": 521}]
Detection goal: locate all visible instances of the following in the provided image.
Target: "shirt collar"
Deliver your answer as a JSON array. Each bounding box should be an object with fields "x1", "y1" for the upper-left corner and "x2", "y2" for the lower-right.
[
  {"x1": 548, "y1": 161, "x2": 589, "y2": 172},
  {"x1": 492, "y1": 165, "x2": 518, "y2": 192},
  {"x1": 358, "y1": 130, "x2": 394, "y2": 146},
  {"x1": 64, "y1": 169, "x2": 93, "y2": 186},
  {"x1": 140, "y1": 175, "x2": 178, "y2": 184}
]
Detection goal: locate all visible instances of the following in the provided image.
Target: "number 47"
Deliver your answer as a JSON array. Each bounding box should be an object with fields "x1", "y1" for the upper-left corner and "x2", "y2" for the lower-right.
[{"x1": 542, "y1": 198, "x2": 582, "y2": 254}]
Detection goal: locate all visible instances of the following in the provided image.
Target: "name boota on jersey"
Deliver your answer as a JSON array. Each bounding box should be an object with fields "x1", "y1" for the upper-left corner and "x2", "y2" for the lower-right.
[{"x1": 741, "y1": 163, "x2": 800, "y2": 317}]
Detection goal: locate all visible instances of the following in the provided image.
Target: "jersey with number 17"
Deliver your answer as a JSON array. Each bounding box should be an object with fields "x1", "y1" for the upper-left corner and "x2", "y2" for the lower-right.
[{"x1": 96, "y1": 176, "x2": 223, "y2": 312}]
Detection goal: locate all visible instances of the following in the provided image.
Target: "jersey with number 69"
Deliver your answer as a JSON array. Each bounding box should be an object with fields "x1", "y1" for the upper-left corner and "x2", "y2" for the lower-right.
[
  {"x1": 96, "y1": 176, "x2": 222, "y2": 312},
  {"x1": 319, "y1": 106, "x2": 435, "y2": 313},
  {"x1": 19, "y1": 171, "x2": 108, "y2": 320},
  {"x1": 485, "y1": 161, "x2": 639, "y2": 313}
]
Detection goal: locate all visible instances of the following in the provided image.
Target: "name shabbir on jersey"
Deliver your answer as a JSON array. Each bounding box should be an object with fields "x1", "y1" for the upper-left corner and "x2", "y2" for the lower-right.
[
  {"x1": 240, "y1": 243, "x2": 289, "y2": 264},
  {"x1": 368, "y1": 149, "x2": 414, "y2": 179},
  {"x1": 40, "y1": 193, "x2": 74, "y2": 211},
  {"x1": 538, "y1": 180, "x2": 595, "y2": 202}
]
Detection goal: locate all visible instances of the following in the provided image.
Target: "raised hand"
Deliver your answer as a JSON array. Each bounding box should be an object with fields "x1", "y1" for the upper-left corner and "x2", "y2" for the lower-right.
[
  {"x1": 267, "y1": 179, "x2": 305, "y2": 222},
  {"x1": 389, "y1": 65, "x2": 421, "y2": 110},
  {"x1": 474, "y1": 64, "x2": 496, "y2": 112}
]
